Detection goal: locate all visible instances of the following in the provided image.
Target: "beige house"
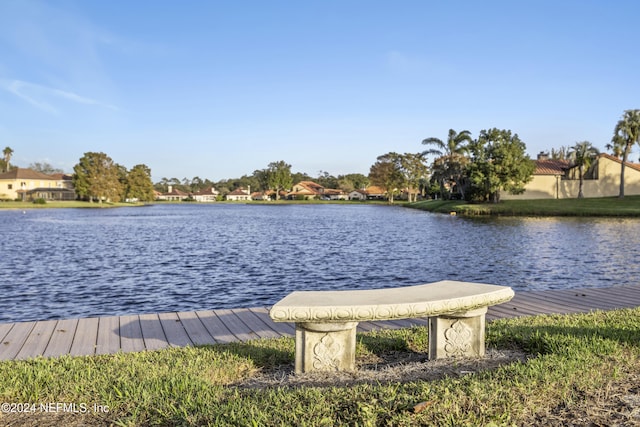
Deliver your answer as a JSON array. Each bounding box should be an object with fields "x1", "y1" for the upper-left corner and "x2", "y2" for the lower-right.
[
  {"x1": 502, "y1": 153, "x2": 640, "y2": 200},
  {"x1": 347, "y1": 186, "x2": 387, "y2": 200},
  {"x1": 287, "y1": 181, "x2": 345, "y2": 200},
  {"x1": 0, "y1": 168, "x2": 75, "y2": 201}
]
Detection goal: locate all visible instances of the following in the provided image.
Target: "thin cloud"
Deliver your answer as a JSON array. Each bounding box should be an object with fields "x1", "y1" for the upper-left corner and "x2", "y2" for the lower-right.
[
  {"x1": 1, "y1": 79, "x2": 118, "y2": 114},
  {"x1": 5, "y1": 80, "x2": 57, "y2": 114}
]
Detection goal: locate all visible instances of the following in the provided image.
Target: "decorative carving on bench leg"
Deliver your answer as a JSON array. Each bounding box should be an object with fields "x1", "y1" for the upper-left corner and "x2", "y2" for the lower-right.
[
  {"x1": 294, "y1": 322, "x2": 358, "y2": 373},
  {"x1": 429, "y1": 308, "x2": 486, "y2": 360},
  {"x1": 313, "y1": 334, "x2": 342, "y2": 370},
  {"x1": 444, "y1": 320, "x2": 472, "y2": 357}
]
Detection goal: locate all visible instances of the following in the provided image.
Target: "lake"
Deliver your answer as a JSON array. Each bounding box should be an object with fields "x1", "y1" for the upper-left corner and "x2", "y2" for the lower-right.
[{"x1": 1, "y1": 203, "x2": 639, "y2": 323}]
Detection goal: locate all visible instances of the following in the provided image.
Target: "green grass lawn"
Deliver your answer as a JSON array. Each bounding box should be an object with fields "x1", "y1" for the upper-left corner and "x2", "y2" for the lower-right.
[
  {"x1": 409, "y1": 195, "x2": 640, "y2": 217},
  {"x1": 0, "y1": 308, "x2": 638, "y2": 426}
]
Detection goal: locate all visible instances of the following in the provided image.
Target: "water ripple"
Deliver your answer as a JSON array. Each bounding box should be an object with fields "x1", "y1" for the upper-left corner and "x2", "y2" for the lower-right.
[{"x1": 1, "y1": 205, "x2": 640, "y2": 322}]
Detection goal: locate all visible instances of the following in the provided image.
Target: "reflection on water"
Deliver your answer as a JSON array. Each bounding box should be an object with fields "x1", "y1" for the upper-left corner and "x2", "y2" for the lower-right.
[{"x1": 1, "y1": 204, "x2": 639, "y2": 323}]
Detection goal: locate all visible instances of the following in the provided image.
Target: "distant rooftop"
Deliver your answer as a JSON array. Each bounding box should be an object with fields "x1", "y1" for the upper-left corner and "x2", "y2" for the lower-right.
[{"x1": 0, "y1": 168, "x2": 59, "y2": 180}]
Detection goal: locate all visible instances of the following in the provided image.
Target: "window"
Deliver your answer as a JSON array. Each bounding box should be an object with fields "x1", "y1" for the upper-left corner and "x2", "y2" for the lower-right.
[{"x1": 7, "y1": 184, "x2": 12, "y2": 190}]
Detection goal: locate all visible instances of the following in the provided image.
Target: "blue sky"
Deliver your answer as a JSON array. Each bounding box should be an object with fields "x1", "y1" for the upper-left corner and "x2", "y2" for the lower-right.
[{"x1": 0, "y1": 0, "x2": 638, "y2": 182}]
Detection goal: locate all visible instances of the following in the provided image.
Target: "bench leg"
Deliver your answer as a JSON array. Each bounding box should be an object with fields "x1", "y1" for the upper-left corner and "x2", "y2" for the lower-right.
[
  {"x1": 295, "y1": 322, "x2": 359, "y2": 374},
  {"x1": 428, "y1": 307, "x2": 487, "y2": 360}
]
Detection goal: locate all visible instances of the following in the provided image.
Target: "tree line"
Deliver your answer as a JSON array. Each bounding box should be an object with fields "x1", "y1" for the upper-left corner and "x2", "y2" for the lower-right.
[
  {"x1": 369, "y1": 128, "x2": 535, "y2": 204},
  {"x1": 155, "y1": 161, "x2": 371, "y2": 201},
  {"x1": 153, "y1": 127, "x2": 536, "y2": 204},
  {"x1": 3, "y1": 109, "x2": 638, "y2": 203}
]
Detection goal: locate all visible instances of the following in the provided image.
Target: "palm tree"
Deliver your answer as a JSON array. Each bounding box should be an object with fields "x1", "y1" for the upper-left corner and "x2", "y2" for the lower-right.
[
  {"x1": 605, "y1": 134, "x2": 625, "y2": 159},
  {"x1": 2, "y1": 147, "x2": 13, "y2": 172},
  {"x1": 568, "y1": 141, "x2": 599, "y2": 198},
  {"x1": 550, "y1": 145, "x2": 570, "y2": 160},
  {"x1": 612, "y1": 109, "x2": 640, "y2": 198},
  {"x1": 421, "y1": 129, "x2": 472, "y2": 199},
  {"x1": 422, "y1": 129, "x2": 472, "y2": 158}
]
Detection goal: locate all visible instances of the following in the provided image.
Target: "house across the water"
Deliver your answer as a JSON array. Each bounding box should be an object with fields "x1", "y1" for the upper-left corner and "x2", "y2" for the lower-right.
[
  {"x1": 502, "y1": 153, "x2": 640, "y2": 200},
  {"x1": 0, "y1": 168, "x2": 75, "y2": 201}
]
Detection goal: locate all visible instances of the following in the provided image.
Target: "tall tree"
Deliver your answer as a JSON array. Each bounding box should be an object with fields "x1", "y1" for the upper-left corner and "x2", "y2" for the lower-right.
[
  {"x1": 422, "y1": 129, "x2": 473, "y2": 199},
  {"x1": 116, "y1": 163, "x2": 129, "y2": 201},
  {"x1": 72, "y1": 152, "x2": 123, "y2": 203},
  {"x1": 127, "y1": 164, "x2": 156, "y2": 202},
  {"x1": 467, "y1": 129, "x2": 535, "y2": 203},
  {"x1": 568, "y1": 141, "x2": 599, "y2": 199},
  {"x1": 265, "y1": 160, "x2": 292, "y2": 200},
  {"x1": 612, "y1": 109, "x2": 640, "y2": 198},
  {"x1": 368, "y1": 152, "x2": 404, "y2": 204},
  {"x1": 3, "y1": 147, "x2": 14, "y2": 172},
  {"x1": 398, "y1": 152, "x2": 428, "y2": 202}
]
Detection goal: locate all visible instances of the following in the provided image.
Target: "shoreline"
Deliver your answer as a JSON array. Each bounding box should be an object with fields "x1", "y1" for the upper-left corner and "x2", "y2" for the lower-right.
[
  {"x1": 406, "y1": 195, "x2": 640, "y2": 217},
  {"x1": 3, "y1": 196, "x2": 640, "y2": 217}
]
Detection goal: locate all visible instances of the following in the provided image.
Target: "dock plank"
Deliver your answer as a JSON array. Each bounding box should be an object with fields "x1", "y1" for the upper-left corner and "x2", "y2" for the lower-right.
[
  {"x1": 16, "y1": 320, "x2": 57, "y2": 359},
  {"x1": 158, "y1": 312, "x2": 192, "y2": 347},
  {"x1": 551, "y1": 290, "x2": 626, "y2": 311},
  {"x1": 176, "y1": 311, "x2": 216, "y2": 346},
  {"x1": 213, "y1": 309, "x2": 261, "y2": 342},
  {"x1": 0, "y1": 323, "x2": 14, "y2": 343},
  {"x1": 139, "y1": 313, "x2": 169, "y2": 351},
  {"x1": 509, "y1": 295, "x2": 579, "y2": 316},
  {"x1": 357, "y1": 321, "x2": 378, "y2": 332},
  {"x1": 120, "y1": 315, "x2": 145, "y2": 353},
  {"x1": 43, "y1": 319, "x2": 78, "y2": 358},
  {"x1": 0, "y1": 322, "x2": 36, "y2": 360},
  {"x1": 580, "y1": 288, "x2": 640, "y2": 307},
  {"x1": 96, "y1": 316, "x2": 121, "y2": 355},
  {"x1": 194, "y1": 310, "x2": 235, "y2": 344},
  {"x1": 514, "y1": 293, "x2": 586, "y2": 314},
  {"x1": 495, "y1": 301, "x2": 542, "y2": 317},
  {"x1": 231, "y1": 309, "x2": 281, "y2": 340},
  {"x1": 249, "y1": 308, "x2": 295, "y2": 337},
  {"x1": 70, "y1": 317, "x2": 99, "y2": 356}
]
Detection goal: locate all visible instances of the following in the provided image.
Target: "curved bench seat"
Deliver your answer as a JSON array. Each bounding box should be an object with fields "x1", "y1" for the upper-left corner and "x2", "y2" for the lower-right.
[
  {"x1": 270, "y1": 281, "x2": 514, "y2": 323},
  {"x1": 269, "y1": 281, "x2": 514, "y2": 373}
]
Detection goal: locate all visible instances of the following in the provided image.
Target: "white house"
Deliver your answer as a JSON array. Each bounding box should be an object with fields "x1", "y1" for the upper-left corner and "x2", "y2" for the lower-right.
[
  {"x1": 226, "y1": 188, "x2": 252, "y2": 201},
  {"x1": 192, "y1": 187, "x2": 219, "y2": 202}
]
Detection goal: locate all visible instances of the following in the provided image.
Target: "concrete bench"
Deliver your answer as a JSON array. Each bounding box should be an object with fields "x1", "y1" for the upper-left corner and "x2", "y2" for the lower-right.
[{"x1": 269, "y1": 280, "x2": 514, "y2": 373}]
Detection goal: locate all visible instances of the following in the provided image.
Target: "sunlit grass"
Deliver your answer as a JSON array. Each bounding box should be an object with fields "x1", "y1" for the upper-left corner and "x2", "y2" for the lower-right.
[
  {"x1": 0, "y1": 308, "x2": 638, "y2": 425},
  {"x1": 410, "y1": 195, "x2": 640, "y2": 216}
]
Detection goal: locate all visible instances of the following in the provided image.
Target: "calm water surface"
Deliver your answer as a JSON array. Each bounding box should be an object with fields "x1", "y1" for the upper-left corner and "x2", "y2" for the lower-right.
[{"x1": 1, "y1": 204, "x2": 639, "y2": 323}]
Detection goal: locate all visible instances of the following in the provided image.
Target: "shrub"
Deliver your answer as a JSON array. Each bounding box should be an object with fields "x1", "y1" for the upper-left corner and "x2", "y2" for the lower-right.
[{"x1": 33, "y1": 198, "x2": 47, "y2": 205}]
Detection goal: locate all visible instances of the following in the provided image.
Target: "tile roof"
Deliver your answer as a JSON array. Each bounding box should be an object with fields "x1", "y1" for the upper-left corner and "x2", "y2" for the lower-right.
[
  {"x1": 365, "y1": 186, "x2": 386, "y2": 194},
  {"x1": 164, "y1": 188, "x2": 188, "y2": 196},
  {"x1": 0, "y1": 168, "x2": 59, "y2": 180},
  {"x1": 192, "y1": 187, "x2": 218, "y2": 195},
  {"x1": 534, "y1": 159, "x2": 569, "y2": 175},
  {"x1": 295, "y1": 181, "x2": 325, "y2": 194},
  {"x1": 227, "y1": 188, "x2": 249, "y2": 196}
]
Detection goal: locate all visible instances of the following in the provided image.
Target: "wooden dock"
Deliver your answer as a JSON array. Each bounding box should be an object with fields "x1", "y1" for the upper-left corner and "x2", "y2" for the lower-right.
[{"x1": 1, "y1": 284, "x2": 639, "y2": 361}]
